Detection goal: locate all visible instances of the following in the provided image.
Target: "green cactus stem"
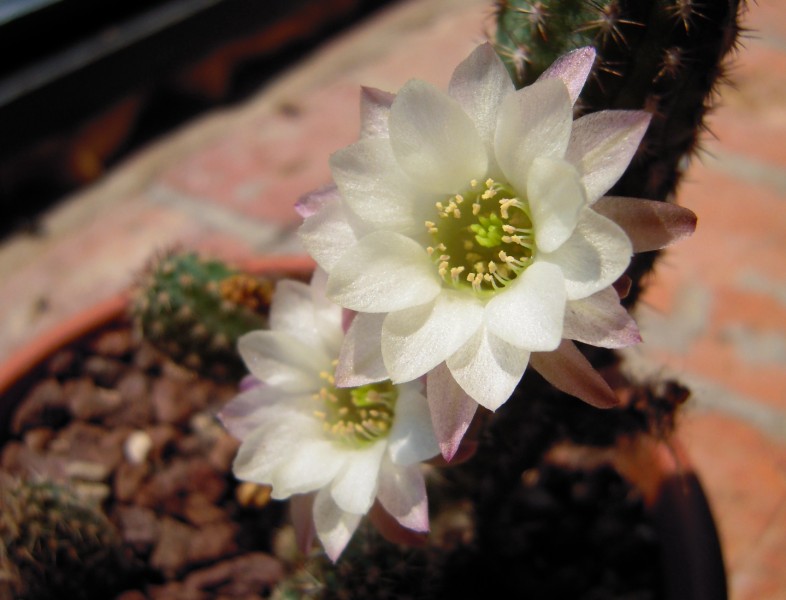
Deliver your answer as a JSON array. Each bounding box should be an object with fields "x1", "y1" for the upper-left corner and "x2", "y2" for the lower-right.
[
  {"x1": 493, "y1": 0, "x2": 745, "y2": 303},
  {"x1": 131, "y1": 250, "x2": 272, "y2": 379},
  {"x1": 0, "y1": 476, "x2": 131, "y2": 600}
]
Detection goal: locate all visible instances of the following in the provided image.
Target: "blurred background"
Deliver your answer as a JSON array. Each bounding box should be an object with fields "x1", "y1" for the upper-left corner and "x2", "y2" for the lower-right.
[
  {"x1": 0, "y1": 0, "x2": 784, "y2": 598},
  {"x1": 0, "y1": 0, "x2": 393, "y2": 235}
]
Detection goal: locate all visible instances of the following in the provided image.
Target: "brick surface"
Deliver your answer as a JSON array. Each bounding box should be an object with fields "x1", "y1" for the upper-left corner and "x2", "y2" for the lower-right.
[
  {"x1": 679, "y1": 411, "x2": 786, "y2": 600},
  {"x1": 707, "y1": 42, "x2": 786, "y2": 169},
  {"x1": 0, "y1": 0, "x2": 785, "y2": 597},
  {"x1": 629, "y1": 2, "x2": 786, "y2": 596},
  {"x1": 158, "y1": 0, "x2": 493, "y2": 228}
]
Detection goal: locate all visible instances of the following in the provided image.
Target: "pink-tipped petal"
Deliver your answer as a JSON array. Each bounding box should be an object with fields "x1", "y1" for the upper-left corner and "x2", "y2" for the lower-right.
[
  {"x1": 426, "y1": 363, "x2": 478, "y2": 462},
  {"x1": 446, "y1": 327, "x2": 530, "y2": 412},
  {"x1": 313, "y1": 488, "x2": 362, "y2": 562},
  {"x1": 495, "y1": 78, "x2": 573, "y2": 191},
  {"x1": 295, "y1": 184, "x2": 340, "y2": 218},
  {"x1": 335, "y1": 313, "x2": 388, "y2": 387},
  {"x1": 290, "y1": 493, "x2": 316, "y2": 554},
  {"x1": 369, "y1": 502, "x2": 429, "y2": 548},
  {"x1": 563, "y1": 287, "x2": 642, "y2": 348},
  {"x1": 360, "y1": 86, "x2": 395, "y2": 139},
  {"x1": 565, "y1": 110, "x2": 652, "y2": 203},
  {"x1": 238, "y1": 374, "x2": 261, "y2": 392},
  {"x1": 376, "y1": 459, "x2": 429, "y2": 532},
  {"x1": 592, "y1": 197, "x2": 698, "y2": 253},
  {"x1": 448, "y1": 42, "x2": 515, "y2": 148},
  {"x1": 298, "y1": 195, "x2": 361, "y2": 272},
  {"x1": 537, "y1": 46, "x2": 596, "y2": 105},
  {"x1": 530, "y1": 340, "x2": 619, "y2": 408}
]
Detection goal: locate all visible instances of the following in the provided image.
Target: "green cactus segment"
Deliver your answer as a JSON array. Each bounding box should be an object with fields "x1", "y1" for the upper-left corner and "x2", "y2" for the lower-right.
[
  {"x1": 493, "y1": 0, "x2": 744, "y2": 304},
  {"x1": 131, "y1": 251, "x2": 271, "y2": 379},
  {"x1": 495, "y1": 0, "x2": 599, "y2": 84},
  {"x1": 0, "y1": 477, "x2": 130, "y2": 600}
]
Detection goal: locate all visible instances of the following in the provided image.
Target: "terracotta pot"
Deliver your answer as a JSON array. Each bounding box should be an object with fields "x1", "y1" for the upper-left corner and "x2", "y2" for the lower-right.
[
  {"x1": 0, "y1": 252, "x2": 726, "y2": 598},
  {"x1": 0, "y1": 254, "x2": 315, "y2": 442}
]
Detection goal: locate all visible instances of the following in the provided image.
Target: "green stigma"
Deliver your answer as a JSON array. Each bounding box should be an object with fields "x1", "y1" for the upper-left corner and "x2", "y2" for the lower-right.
[
  {"x1": 425, "y1": 178, "x2": 535, "y2": 295},
  {"x1": 313, "y1": 362, "x2": 398, "y2": 447}
]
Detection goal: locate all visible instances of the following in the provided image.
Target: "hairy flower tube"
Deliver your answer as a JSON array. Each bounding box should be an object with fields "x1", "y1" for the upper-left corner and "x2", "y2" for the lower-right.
[
  {"x1": 298, "y1": 44, "x2": 697, "y2": 459},
  {"x1": 219, "y1": 270, "x2": 439, "y2": 561}
]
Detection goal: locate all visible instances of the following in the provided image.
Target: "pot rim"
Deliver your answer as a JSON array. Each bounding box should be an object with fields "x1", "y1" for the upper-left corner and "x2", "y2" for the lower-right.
[{"x1": 0, "y1": 254, "x2": 315, "y2": 433}]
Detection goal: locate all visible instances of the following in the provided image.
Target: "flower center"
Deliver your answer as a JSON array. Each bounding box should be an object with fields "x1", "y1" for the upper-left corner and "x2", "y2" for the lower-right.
[
  {"x1": 425, "y1": 178, "x2": 535, "y2": 296},
  {"x1": 313, "y1": 363, "x2": 397, "y2": 446}
]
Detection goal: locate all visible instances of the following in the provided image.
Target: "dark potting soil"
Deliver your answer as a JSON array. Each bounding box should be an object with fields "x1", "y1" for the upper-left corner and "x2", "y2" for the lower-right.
[{"x1": 1, "y1": 319, "x2": 679, "y2": 599}]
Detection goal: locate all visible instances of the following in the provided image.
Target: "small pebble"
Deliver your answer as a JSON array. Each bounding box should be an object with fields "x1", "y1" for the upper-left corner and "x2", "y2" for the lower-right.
[
  {"x1": 66, "y1": 459, "x2": 111, "y2": 482},
  {"x1": 125, "y1": 430, "x2": 154, "y2": 464}
]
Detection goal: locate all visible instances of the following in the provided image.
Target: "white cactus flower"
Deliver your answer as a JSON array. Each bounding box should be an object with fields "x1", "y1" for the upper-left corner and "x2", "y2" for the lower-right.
[
  {"x1": 219, "y1": 270, "x2": 439, "y2": 561},
  {"x1": 298, "y1": 44, "x2": 696, "y2": 459}
]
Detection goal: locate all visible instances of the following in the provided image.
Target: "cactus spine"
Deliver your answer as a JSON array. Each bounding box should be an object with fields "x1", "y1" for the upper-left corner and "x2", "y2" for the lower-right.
[
  {"x1": 493, "y1": 0, "x2": 745, "y2": 303},
  {"x1": 131, "y1": 250, "x2": 272, "y2": 379}
]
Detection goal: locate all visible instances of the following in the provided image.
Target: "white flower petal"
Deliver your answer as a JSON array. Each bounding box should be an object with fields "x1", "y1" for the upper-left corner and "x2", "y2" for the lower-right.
[
  {"x1": 309, "y1": 268, "x2": 344, "y2": 349},
  {"x1": 495, "y1": 77, "x2": 573, "y2": 191},
  {"x1": 485, "y1": 261, "x2": 566, "y2": 351},
  {"x1": 327, "y1": 231, "x2": 442, "y2": 312},
  {"x1": 387, "y1": 383, "x2": 439, "y2": 465},
  {"x1": 536, "y1": 46, "x2": 596, "y2": 105},
  {"x1": 232, "y1": 410, "x2": 321, "y2": 483},
  {"x1": 330, "y1": 138, "x2": 429, "y2": 235},
  {"x1": 592, "y1": 196, "x2": 697, "y2": 252},
  {"x1": 563, "y1": 286, "x2": 642, "y2": 348},
  {"x1": 270, "y1": 278, "x2": 340, "y2": 352},
  {"x1": 448, "y1": 43, "x2": 515, "y2": 150},
  {"x1": 530, "y1": 340, "x2": 619, "y2": 408},
  {"x1": 446, "y1": 326, "x2": 530, "y2": 412},
  {"x1": 335, "y1": 313, "x2": 388, "y2": 387},
  {"x1": 426, "y1": 363, "x2": 478, "y2": 461},
  {"x1": 528, "y1": 156, "x2": 586, "y2": 253},
  {"x1": 565, "y1": 110, "x2": 651, "y2": 203},
  {"x1": 238, "y1": 331, "x2": 328, "y2": 393},
  {"x1": 360, "y1": 86, "x2": 395, "y2": 139},
  {"x1": 330, "y1": 441, "x2": 387, "y2": 514},
  {"x1": 389, "y1": 79, "x2": 487, "y2": 192},
  {"x1": 270, "y1": 438, "x2": 347, "y2": 498},
  {"x1": 382, "y1": 290, "x2": 484, "y2": 382},
  {"x1": 376, "y1": 458, "x2": 429, "y2": 532},
  {"x1": 539, "y1": 208, "x2": 632, "y2": 300},
  {"x1": 298, "y1": 195, "x2": 363, "y2": 272},
  {"x1": 313, "y1": 488, "x2": 362, "y2": 562},
  {"x1": 218, "y1": 386, "x2": 310, "y2": 440}
]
